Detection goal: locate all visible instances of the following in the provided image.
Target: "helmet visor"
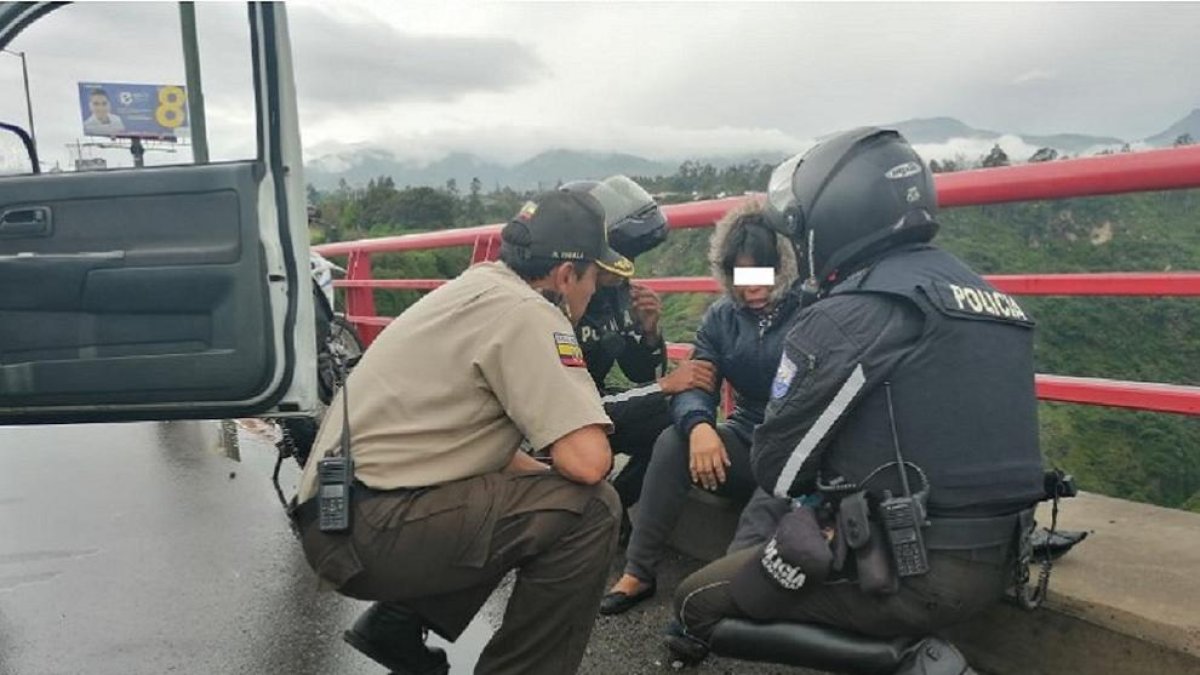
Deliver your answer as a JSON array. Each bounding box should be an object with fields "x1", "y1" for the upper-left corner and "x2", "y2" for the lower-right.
[
  {"x1": 586, "y1": 175, "x2": 657, "y2": 228},
  {"x1": 767, "y1": 152, "x2": 804, "y2": 225}
]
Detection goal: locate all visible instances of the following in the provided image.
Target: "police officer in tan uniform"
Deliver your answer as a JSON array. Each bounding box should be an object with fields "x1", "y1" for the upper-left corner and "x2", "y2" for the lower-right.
[{"x1": 293, "y1": 189, "x2": 632, "y2": 675}]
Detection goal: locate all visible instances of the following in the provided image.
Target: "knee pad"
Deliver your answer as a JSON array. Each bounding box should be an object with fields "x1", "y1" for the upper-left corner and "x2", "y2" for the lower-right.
[
  {"x1": 708, "y1": 620, "x2": 976, "y2": 675},
  {"x1": 709, "y1": 619, "x2": 916, "y2": 675}
]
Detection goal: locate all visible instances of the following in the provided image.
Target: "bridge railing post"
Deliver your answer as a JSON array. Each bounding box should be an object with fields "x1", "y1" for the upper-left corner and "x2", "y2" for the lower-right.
[
  {"x1": 471, "y1": 233, "x2": 501, "y2": 264},
  {"x1": 345, "y1": 250, "x2": 382, "y2": 345}
]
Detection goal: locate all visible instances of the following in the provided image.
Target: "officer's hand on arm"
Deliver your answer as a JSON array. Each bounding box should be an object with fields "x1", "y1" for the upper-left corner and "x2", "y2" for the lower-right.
[
  {"x1": 689, "y1": 423, "x2": 730, "y2": 491},
  {"x1": 630, "y1": 284, "x2": 663, "y2": 346},
  {"x1": 659, "y1": 359, "x2": 717, "y2": 395},
  {"x1": 550, "y1": 424, "x2": 612, "y2": 485}
]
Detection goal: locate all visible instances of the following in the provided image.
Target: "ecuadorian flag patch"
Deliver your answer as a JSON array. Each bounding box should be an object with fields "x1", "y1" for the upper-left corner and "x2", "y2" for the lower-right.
[{"x1": 554, "y1": 332, "x2": 586, "y2": 368}]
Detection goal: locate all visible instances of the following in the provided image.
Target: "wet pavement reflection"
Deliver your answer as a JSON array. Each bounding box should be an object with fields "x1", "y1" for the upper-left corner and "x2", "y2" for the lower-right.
[{"x1": 0, "y1": 421, "x2": 495, "y2": 675}]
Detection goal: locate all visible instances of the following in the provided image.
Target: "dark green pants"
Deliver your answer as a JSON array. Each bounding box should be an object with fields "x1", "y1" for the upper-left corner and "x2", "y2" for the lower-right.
[
  {"x1": 300, "y1": 470, "x2": 620, "y2": 675},
  {"x1": 673, "y1": 544, "x2": 1012, "y2": 642}
]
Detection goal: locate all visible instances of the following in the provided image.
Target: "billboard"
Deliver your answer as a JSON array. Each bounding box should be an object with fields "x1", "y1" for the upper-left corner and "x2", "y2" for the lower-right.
[{"x1": 78, "y1": 82, "x2": 188, "y2": 140}]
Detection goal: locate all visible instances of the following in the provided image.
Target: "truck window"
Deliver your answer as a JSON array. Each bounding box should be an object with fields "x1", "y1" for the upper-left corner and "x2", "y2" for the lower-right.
[{"x1": 0, "y1": 2, "x2": 255, "y2": 174}]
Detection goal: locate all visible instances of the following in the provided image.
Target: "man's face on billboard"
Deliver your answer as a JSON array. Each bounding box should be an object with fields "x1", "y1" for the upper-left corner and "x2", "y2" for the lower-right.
[{"x1": 89, "y1": 94, "x2": 111, "y2": 121}]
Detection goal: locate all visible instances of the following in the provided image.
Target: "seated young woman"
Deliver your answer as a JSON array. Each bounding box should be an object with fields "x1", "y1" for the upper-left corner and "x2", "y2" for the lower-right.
[{"x1": 600, "y1": 201, "x2": 802, "y2": 615}]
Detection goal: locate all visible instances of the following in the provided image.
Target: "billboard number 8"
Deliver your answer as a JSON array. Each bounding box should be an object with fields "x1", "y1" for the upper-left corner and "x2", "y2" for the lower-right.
[{"x1": 156, "y1": 86, "x2": 187, "y2": 129}]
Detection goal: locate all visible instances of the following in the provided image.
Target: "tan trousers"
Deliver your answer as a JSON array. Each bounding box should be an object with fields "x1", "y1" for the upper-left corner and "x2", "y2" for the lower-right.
[{"x1": 300, "y1": 470, "x2": 620, "y2": 675}]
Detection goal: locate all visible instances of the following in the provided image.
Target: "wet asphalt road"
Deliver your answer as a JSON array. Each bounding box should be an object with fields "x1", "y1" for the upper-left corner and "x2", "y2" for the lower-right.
[{"x1": 0, "y1": 421, "x2": 819, "y2": 675}]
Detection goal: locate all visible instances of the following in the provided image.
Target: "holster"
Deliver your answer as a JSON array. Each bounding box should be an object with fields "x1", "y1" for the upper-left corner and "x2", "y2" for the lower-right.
[{"x1": 834, "y1": 491, "x2": 900, "y2": 596}]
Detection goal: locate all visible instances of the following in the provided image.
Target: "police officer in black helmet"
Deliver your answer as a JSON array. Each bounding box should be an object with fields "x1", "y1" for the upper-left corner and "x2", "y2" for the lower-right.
[
  {"x1": 564, "y1": 176, "x2": 718, "y2": 535},
  {"x1": 669, "y1": 128, "x2": 1045, "y2": 673}
]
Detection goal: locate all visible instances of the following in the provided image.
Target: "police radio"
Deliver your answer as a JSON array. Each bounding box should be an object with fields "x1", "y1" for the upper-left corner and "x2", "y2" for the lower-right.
[
  {"x1": 881, "y1": 383, "x2": 930, "y2": 577},
  {"x1": 879, "y1": 490, "x2": 929, "y2": 577},
  {"x1": 317, "y1": 363, "x2": 354, "y2": 533}
]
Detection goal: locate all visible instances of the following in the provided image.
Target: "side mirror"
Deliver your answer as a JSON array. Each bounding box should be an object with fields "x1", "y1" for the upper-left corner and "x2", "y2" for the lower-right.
[{"x1": 0, "y1": 121, "x2": 39, "y2": 175}]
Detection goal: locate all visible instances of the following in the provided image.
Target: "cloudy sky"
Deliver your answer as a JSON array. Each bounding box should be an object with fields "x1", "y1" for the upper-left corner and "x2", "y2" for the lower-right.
[{"x1": 1, "y1": 0, "x2": 1198, "y2": 171}]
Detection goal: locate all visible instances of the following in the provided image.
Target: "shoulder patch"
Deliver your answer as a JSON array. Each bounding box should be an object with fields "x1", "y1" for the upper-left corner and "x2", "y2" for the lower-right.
[
  {"x1": 927, "y1": 281, "x2": 1034, "y2": 327},
  {"x1": 554, "y1": 332, "x2": 586, "y2": 368},
  {"x1": 771, "y1": 353, "x2": 798, "y2": 399}
]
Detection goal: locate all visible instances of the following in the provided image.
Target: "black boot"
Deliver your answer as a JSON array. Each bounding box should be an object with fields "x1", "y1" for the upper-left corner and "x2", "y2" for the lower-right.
[
  {"x1": 894, "y1": 637, "x2": 976, "y2": 675},
  {"x1": 342, "y1": 602, "x2": 450, "y2": 675},
  {"x1": 664, "y1": 620, "x2": 710, "y2": 666}
]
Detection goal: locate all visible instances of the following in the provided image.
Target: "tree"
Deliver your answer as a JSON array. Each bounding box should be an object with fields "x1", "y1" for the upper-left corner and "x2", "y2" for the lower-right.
[
  {"x1": 443, "y1": 179, "x2": 462, "y2": 226},
  {"x1": 1028, "y1": 147, "x2": 1059, "y2": 163},
  {"x1": 466, "y1": 177, "x2": 485, "y2": 226},
  {"x1": 358, "y1": 176, "x2": 401, "y2": 228},
  {"x1": 981, "y1": 144, "x2": 1010, "y2": 168},
  {"x1": 930, "y1": 158, "x2": 961, "y2": 173},
  {"x1": 1174, "y1": 133, "x2": 1194, "y2": 147},
  {"x1": 393, "y1": 186, "x2": 457, "y2": 230},
  {"x1": 484, "y1": 186, "x2": 531, "y2": 223}
]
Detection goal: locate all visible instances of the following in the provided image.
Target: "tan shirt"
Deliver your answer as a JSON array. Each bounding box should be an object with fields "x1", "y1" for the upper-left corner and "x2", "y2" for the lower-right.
[{"x1": 298, "y1": 261, "x2": 611, "y2": 501}]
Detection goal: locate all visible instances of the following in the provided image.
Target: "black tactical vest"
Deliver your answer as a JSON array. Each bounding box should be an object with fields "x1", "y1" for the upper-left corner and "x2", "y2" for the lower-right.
[{"x1": 825, "y1": 245, "x2": 1045, "y2": 516}]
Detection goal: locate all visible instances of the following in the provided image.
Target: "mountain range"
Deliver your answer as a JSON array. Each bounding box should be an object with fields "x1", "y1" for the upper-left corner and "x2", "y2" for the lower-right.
[
  {"x1": 305, "y1": 110, "x2": 1200, "y2": 191},
  {"x1": 888, "y1": 117, "x2": 1124, "y2": 153}
]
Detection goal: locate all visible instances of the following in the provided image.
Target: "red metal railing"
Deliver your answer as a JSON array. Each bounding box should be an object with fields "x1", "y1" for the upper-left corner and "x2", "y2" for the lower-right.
[
  {"x1": 316, "y1": 144, "x2": 1200, "y2": 416},
  {"x1": 339, "y1": 273, "x2": 1200, "y2": 298}
]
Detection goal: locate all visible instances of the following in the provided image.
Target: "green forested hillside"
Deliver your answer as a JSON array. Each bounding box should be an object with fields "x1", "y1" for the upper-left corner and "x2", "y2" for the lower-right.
[{"x1": 309, "y1": 164, "x2": 1200, "y2": 513}]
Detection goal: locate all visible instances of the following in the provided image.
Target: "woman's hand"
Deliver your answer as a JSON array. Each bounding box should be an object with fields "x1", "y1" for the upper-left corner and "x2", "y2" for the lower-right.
[{"x1": 689, "y1": 423, "x2": 730, "y2": 491}]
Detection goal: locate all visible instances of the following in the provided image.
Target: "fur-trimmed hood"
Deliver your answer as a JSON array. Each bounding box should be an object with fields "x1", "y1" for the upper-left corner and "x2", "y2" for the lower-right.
[{"x1": 708, "y1": 200, "x2": 799, "y2": 307}]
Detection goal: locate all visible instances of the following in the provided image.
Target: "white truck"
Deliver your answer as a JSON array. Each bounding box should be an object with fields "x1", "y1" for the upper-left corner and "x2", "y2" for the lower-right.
[{"x1": 0, "y1": 2, "x2": 320, "y2": 425}]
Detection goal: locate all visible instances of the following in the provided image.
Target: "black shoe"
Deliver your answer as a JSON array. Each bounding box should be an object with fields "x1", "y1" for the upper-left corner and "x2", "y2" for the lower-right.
[
  {"x1": 598, "y1": 579, "x2": 656, "y2": 615},
  {"x1": 664, "y1": 620, "x2": 709, "y2": 666},
  {"x1": 894, "y1": 637, "x2": 975, "y2": 675},
  {"x1": 343, "y1": 602, "x2": 450, "y2": 675}
]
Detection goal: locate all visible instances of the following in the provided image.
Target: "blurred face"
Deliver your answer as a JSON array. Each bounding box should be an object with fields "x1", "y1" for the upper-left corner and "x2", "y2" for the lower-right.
[
  {"x1": 89, "y1": 94, "x2": 111, "y2": 121},
  {"x1": 732, "y1": 254, "x2": 773, "y2": 311},
  {"x1": 553, "y1": 261, "x2": 599, "y2": 326}
]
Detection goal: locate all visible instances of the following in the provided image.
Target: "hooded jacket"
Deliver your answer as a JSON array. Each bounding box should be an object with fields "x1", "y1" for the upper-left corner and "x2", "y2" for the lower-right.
[{"x1": 672, "y1": 201, "x2": 802, "y2": 444}]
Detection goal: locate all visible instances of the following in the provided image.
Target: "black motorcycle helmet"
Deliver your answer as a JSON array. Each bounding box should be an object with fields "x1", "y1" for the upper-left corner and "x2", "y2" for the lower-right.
[
  {"x1": 764, "y1": 127, "x2": 939, "y2": 292},
  {"x1": 562, "y1": 175, "x2": 668, "y2": 261}
]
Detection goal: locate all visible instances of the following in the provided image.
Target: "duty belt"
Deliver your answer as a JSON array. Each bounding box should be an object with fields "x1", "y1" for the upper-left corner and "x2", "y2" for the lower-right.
[
  {"x1": 922, "y1": 508, "x2": 1034, "y2": 562},
  {"x1": 290, "y1": 482, "x2": 423, "y2": 531}
]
